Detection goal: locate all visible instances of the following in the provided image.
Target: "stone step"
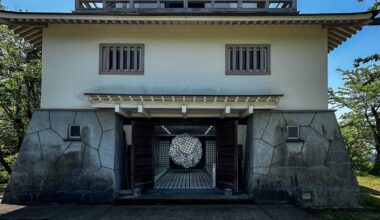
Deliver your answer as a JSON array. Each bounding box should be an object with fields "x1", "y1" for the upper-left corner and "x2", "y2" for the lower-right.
[
  {"x1": 118, "y1": 190, "x2": 133, "y2": 195},
  {"x1": 114, "y1": 190, "x2": 254, "y2": 206}
]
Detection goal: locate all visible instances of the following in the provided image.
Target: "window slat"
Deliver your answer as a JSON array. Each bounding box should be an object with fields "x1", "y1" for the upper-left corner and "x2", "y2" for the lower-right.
[
  {"x1": 120, "y1": 47, "x2": 124, "y2": 71},
  {"x1": 229, "y1": 48, "x2": 233, "y2": 71},
  {"x1": 130, "y1": 47, "x2": 135, "y2": 70},
  {"x1": 260, "y1": 47, "x2": 265, "y2": 71},
  {"x1": 137, "y1": 47, "x2": 142, "y2": 71},
  {"x1": 245, "y1": 48, "x2": 249, "y2": 71},
  {"x1": 102, "y1": 46, "x2": 107, "y2": 72},
  {"x1": 249, "y1": 47, "x2": 253, "y2": 71},
  {"x1": 116, "y1": 47, "x2": 121, "y2": 71},
  {"x1": 239, "y1": 48, "x2": 243, "y2": 71},
  {"x1": 105, "y1": 46, "x2": 110, "y2": 71},
  {"x1": 113, "y1": 47, "x2": 117, "y2": 72},
  {"x1": 256, "y1": 48, "x2": 261, "y2": 71},
  {"x1": 232, "y1": 47, "x2": 237, "y2": 71},
  {"x1": 141, "y1": 46, "x2": 145, "y2": 72},
  {"x1": 263, "y1": 48, "x2": 267, "y2": 72},
  {"x1": 134, "y1": 47, "x2": 138, "y2": 71},
  {"x1": 126, "y1": 47, "x2": 130, "y2": 71},
  {"x1": 253, "y1": 47, "x2": 257, "y2": 72}
]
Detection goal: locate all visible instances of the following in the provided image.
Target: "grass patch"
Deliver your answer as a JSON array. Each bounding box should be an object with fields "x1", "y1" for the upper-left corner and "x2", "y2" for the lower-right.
[
  {"x1": 308, "y1": 174, "x2": 380, "y2": 220},
  {"x1": 358, "y1": 174, "x2": 380, "y2": 209}
]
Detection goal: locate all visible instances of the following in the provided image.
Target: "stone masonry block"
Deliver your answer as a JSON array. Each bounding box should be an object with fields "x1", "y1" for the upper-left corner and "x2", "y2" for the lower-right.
[
  {"x1": 39, "y1": 129, "x2": 70, "y2": 163},
  {"x1": 82, "y1": 145, "x2": 101, "y2": 172},
  {"x1": 252, "y1": 140, "x2": 274, "y2": 168},
  {"x1": 75, "y1": 112, "x2": 102, "y2": 149},
  {"x1": 56, "y1": 142, "x2": 86, "y2": 175},
  {"x1": 26, "y1": 111, "x2": 50, "y2": 134},
  {"x1": 96, "y1": 110, "x2": 116, "y2": 131},
  {"x1": 99, "y1": 130, "x2": 116, "y2": 169},
  {"x1": 50, "y1": 111, "x2": 76, "y2": 139},
  {"x1": 262, "y1": 113, "x2": 287, "y2": 146},
  {"x1": 311, "y1": 112, "x2": 341, "y2": 140},
  {"x1": 17, "y1": 133, "x2": 42, "y2": 168},
  {"x1": 283, "y1": 112, "x2": 315, "y2": 126},
  {"x1": 252, "y1": 111, "x2": 271, "y2": 139},
  {"x1": 301, "y1": 127, "x2": 329, "y2": 167}
]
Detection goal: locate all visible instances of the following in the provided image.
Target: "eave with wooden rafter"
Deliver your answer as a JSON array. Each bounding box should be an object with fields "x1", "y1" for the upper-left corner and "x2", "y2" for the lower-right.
[
  {"x1": 84, "y1": 93, "x2": 283, "y2": 118},
  {"x1": 0, "y1": 10, "x2": 379, "y2": 52}
]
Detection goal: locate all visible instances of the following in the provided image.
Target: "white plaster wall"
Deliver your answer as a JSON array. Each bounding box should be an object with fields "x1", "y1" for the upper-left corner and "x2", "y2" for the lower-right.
[{"x1": 41, "y1": 24, "x2": 328, "y2": 110}]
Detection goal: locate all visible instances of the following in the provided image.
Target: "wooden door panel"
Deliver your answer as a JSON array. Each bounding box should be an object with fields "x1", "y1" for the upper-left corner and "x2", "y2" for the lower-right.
[
  {"x1": 131, "y1": 121, "x2": 154, "y2": 191},
  {"x1": 216, "y1": 120, "x2": 238, "y2": 192},
  {"x1": 134, "y1": 159, "x2": 152, "y2": 167}
]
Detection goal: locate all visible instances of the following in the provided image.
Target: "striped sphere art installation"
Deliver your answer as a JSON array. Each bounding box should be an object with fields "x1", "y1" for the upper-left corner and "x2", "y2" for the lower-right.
[{"x1": 169, "y1": 133, "x2": 203, "y2": 168}]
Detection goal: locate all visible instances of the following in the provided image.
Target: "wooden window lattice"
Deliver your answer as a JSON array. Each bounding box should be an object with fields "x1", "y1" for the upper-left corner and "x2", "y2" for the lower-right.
[
  {"x1": 100, "y1": 44, "x2": 144, "y2": 74},
  {"x1": 226, "y1": 44, "x2": 270, "y2": 75}
]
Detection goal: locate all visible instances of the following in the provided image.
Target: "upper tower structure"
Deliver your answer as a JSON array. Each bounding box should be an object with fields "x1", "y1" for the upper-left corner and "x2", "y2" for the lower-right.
[{"x1": 75, "y1": 0, "x2": 298, "y2": 14}]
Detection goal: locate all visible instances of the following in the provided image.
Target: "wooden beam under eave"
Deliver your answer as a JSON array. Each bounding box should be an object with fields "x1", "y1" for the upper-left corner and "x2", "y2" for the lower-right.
[
  {"x1": 29, "y1": 37, "x2": 42, "y2": 45},
  {"x1": 329, "y1": 31, "x2": 346, "y2": 42},
  {"x1": 337, "y1": 26, "x2": 357, "y2": 35},
  {"x1": 328, "y1": 37, "x2": 340, "y2": 47},
  {"x1": 13, "y1": 26, "x2": 34, "y2": 35},
  {"x1": 328, "y1": 35, "x2": 343, "y2": 46},
  {"x1": 330, "y1": 28, "x2": 352, "y2": 38},
  {"x1": 9, "y1": 25, "x2": 25, "y2": 32},
  {"x1": 328, "y1": 42, "x2": 336, "y2": 50},
  {"x1": 20, "y1": 28, "x2": 41, "y2": 40},
  {"x1": 347, "y1": 26, "x2": 362, "y2": 33},
  {"x1": 328, "y1": 41, "x2": 339, "y2": 49},
  {"x1": 21, "y1": 29, "x2": 41, "y2": 39}
]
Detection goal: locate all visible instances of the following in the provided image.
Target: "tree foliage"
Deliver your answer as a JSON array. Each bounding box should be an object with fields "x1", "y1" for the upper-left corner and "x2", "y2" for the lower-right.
[
  {"x1": 340, "y1": 114, "x2": 375, "y2": 173},
  {"x1": 330, "y1": 56, "x2": 380, "y2": 175},
  {"x1": 0, "y1": 25, "x2": 41, "y2": 176}
]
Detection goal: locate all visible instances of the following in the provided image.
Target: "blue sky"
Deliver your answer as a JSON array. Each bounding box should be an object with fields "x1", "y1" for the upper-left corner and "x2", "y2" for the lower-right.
[{"x1": 2, "y1": 0, "x2": 380, "y2": 115}]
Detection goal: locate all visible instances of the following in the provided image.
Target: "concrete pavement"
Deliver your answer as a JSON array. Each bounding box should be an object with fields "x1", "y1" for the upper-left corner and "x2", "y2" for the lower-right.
[{"x1": 0, "y1": 204, "x2": 316, "y2": 220}]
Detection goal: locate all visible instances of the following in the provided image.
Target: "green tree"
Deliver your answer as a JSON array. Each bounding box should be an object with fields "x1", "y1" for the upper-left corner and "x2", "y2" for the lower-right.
[
  {"x1": 330, "y1": 57, "x2": 380, "y2": 175},
  {"x1": 340, "y1": 113, "x2": 374, "y2": 173},
  {"x1": 0, "y1": 25, "x2": 41, "y2": 175}
]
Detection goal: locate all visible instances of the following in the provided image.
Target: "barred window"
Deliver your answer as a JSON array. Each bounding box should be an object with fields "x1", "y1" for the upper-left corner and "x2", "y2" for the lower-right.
[
  {"x1": 226, "y1": 44, "x2": 270, "y2": 75},
  {"x1": 100, "y1": 44, "x2": 144, "y2": 74}
]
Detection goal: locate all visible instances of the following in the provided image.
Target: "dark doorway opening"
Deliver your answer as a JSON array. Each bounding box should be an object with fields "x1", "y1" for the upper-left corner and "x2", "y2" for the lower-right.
[{"x1": 123, "y1": 118, "x2": 244, "y2": 196}]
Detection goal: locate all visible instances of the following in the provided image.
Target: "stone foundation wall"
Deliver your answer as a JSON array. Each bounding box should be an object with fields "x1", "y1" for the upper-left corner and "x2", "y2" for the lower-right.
[
  {"x1": 245, "y1": 111, "x2": 362, "y2": 208},
  {"x1": 3, "y1": 110, "x2": 123, "y2": 204}
]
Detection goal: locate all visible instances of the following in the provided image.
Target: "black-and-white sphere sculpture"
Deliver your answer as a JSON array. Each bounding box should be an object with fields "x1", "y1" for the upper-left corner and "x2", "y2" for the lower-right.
[{"x1": 169, "y1": 133, "x2": 203, "y2": 168}]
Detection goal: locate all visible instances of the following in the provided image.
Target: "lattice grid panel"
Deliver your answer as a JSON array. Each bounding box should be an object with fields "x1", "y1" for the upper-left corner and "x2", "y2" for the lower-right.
[
  {"x1": 154, "y1": 140, "x2": 170, "y2": 168},
  {"x1": 205, "y1": 140, "x2": 216, "y2": 165}
]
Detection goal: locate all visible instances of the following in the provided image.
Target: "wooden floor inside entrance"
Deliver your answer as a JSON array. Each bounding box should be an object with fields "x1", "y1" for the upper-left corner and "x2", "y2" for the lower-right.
[{"x1": 155, "y1": 169, "x2": 213, "y2": 189}]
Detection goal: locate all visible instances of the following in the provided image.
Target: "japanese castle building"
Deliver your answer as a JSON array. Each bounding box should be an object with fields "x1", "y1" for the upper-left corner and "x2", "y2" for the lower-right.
[{"x1": 0, "y1": 0, "x2": 379, "y2": 207}]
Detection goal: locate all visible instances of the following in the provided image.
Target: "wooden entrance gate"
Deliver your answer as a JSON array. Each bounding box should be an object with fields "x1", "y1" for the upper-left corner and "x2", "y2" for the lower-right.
[
  {"x1": 216, "y1": 120, "x2": 239, "y2": 192},
  {"x1": 131, "y1": 121, "x2": 154, "y2": 191}
]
